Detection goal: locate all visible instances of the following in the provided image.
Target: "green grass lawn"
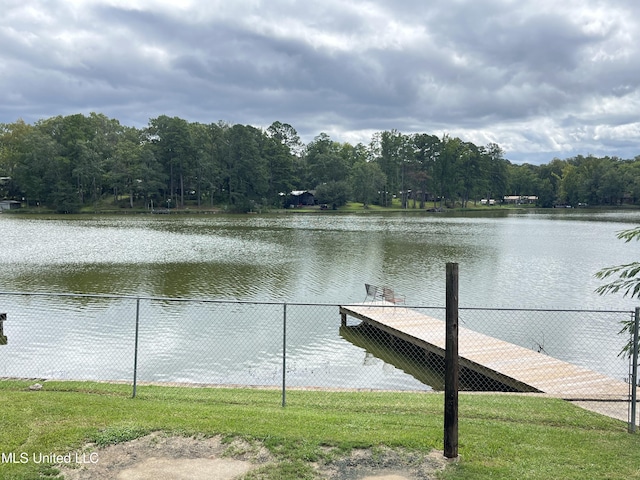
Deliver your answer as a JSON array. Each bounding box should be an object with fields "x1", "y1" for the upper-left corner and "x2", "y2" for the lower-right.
[{"x1": 0, "y1": 380, "x2": 638, "y2": 479}]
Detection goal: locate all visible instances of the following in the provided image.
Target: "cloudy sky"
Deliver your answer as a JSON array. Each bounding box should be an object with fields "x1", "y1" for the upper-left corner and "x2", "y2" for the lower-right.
[{"x1": 2, "y1": 0, "x2": 639, "y2": 164}]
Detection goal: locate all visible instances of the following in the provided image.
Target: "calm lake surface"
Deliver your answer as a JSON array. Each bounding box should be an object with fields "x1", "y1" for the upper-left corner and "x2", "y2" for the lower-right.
[{"x1": 1, "y1": 209, "x2": 639, "y2": 390}]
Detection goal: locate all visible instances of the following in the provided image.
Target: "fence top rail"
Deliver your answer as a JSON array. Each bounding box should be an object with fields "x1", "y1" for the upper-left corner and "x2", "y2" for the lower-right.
[
  {"x1": 0, "y1": 291, "x2": 634, "y2": 314},
  {"x1": 0, "y1": 290, "x2": 349, "y2": 307},
  {"x1": 457, "y1": 306, "x2": 636, "y2": 315}
]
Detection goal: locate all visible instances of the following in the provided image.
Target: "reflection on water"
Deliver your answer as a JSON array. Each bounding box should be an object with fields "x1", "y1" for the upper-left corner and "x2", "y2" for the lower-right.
[
  {"x1": 0, "y1": 210, "x2": 638, "y2": 389},
  {"x1": 340, "y1": 324, "x2": 523, "y2": 391},
  {"x1": 340, "y1": 324, "x2": 441, "y2": 390},
  {"x1": 3, "y1": 211, "x2": 640, "y2": 307}
]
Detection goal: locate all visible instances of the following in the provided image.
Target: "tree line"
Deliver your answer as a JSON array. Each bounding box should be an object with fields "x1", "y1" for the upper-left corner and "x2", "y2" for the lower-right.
[{"x1": 1, "y1": 112, "x2": 639, "y2": 213}]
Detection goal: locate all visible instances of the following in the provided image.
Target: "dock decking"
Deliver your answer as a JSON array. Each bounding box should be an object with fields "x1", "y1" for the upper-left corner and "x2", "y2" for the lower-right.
[{"x1": 340, "y1": 303, "x2": 630, "y2": 400}]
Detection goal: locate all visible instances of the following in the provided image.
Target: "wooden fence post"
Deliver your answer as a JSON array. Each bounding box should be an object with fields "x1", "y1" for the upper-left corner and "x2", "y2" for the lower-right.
[{"x1": 444, "y1": 263, "x2": 459, "y2": 458}]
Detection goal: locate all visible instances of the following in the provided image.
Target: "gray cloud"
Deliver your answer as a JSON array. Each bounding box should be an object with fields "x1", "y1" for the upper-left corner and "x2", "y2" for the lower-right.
[{"x1": 1, "y1": 0, "x2": 639, "y2": 163}]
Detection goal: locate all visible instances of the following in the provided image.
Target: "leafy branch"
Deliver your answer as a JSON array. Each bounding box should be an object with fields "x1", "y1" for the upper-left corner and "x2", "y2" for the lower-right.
[
  {"x1": 595, "y1": 226, "x2": 640, "y2": 358},
  {"x1": 594, "y1": 261, "x2": 640, "y2": 298}
]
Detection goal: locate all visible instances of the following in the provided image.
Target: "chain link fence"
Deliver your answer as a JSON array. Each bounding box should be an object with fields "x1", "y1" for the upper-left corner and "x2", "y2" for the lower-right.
[{"x1": 0, "y1": 291, "x2": 637, "y2": 422}]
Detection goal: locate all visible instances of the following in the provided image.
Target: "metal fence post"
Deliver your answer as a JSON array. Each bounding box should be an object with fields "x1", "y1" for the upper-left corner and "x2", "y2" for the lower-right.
[
  {"x1": 282, "y1": 302, "x2": 287, "y2": 407},
  {"x1": 132, "y1": 297, "x2": 140, "y2": 399},
  {"x1": 630, "y1": 307, "x2": 639, "y2": 433}
]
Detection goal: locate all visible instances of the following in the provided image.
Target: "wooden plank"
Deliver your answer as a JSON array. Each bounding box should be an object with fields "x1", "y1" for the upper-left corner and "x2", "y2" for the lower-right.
[
  {"x1": 340, "y1": 304, "x2": 629, "y2": 399},
  {"x1": 444, "y1": 262, "x2": 459, "y2": 459}
]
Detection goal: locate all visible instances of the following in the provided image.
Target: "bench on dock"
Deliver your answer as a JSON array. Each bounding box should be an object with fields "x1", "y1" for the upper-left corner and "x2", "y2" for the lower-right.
[
  {"x1": 382, "y1": 287, "x2": 405, "y2": 305},
  {"x1": 364, "y1": 283, "x2": 384, "y2": 302},
  {"x1": 364, "y1": 284, "x2": 405, "y2": 304}
]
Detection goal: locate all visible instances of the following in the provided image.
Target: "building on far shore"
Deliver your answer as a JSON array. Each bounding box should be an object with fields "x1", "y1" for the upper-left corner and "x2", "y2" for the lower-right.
[
  {"x1": 503, "y1": 195, "x2": 538, "y2": 205},
  {"x1": 287, "y1": 190, "x2": 317, "y2": 207},
  {"x1": 0, "y1": 200, "x2": 21, "y2": 211}
]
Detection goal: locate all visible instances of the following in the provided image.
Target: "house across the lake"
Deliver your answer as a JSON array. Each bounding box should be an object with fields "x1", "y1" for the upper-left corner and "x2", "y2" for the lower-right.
[
  {"x1": 288, "y1": 190, "x2": 317, "y2": 207},
  {"x1": 0, "y1": 200, "x2": 21, "y2": 211},
  {"x1": 503, "y1": 195, "x2": 538, "y2": 204}
]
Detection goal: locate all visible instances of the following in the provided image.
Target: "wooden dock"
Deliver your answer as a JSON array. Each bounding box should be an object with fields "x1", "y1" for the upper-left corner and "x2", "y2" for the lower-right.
[{"x1": 340, "y1": 304, "x2": 630, "y2": 400}]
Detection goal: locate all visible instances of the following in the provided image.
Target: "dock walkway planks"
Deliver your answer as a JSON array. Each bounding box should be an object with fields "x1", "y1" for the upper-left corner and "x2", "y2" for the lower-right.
[{"x1": 340, "y1": 303, "x2": 630, "y2": 400}]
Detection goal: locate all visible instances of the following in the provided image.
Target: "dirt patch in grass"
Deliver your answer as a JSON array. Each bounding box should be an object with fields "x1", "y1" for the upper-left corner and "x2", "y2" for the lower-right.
[
  {"x1": 318, "y1": 446, "x2": 451, "y2": 479},
  {"x1": 57, "y1": 432, "x2": 451, "y2": 479},
  {"x1": 58, "y1": 432, "x2": 271, "y2": 480}
]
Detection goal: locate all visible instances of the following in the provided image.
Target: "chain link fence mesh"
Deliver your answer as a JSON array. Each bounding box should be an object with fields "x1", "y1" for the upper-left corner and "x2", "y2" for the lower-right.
[{"x1": 0, "y1": 292, "x2": 636, "y2": 407}]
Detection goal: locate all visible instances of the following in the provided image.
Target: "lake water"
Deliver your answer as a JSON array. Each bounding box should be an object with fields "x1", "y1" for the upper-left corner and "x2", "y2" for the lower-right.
[{"x1": 0, "y1": 209, "x2": 638, "y2": 390}]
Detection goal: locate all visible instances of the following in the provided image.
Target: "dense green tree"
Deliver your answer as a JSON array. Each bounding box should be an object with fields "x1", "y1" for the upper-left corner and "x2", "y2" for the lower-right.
[
  {"x1": 42, "y1": 114, "x2": 98, "y2": 207},
  {"x1": 557, "y1": 163, "x2": 578, "y2": 205},
  {"x1": 556, "y1": 156, "x2": 626, "y2": 206},
  {"x1": 621, "y1": 159, "x2": 640, "y2": 204},
  {"x1": 83, "y1": 113, "x2": 124, "y2": 207},
  {"x1": 537, "y1": 158, "x2": 565, "y2": 205},
  {"x1": 12, "y1": 127, "x2": 58, "y2": 206},
  {"x1": 4, "y1": 112, "x2": 640, "y2": 212},
  {"x1": 432, "y1": 135, "x2": 462, "y2": 207},
  {"x1": 104, "y1": 126, "x2": 162, "y2": 208},
  {"x1": 597, "y1": 160, "x2": 624, "y2": 205},
  {"x1": 0, "y1": 119, "x2": 32, "y2": 199},
  {"x1": 408, "y1": 133, "x2": 440, "y2": 208},
  {"x1": 350, "y1": 160, "x2": 386, "y2": 207},
  {"x1": 304, "y1": 133, "x2": 349, "y2": 187},
  {"x1": 32, "y1": 115, "x2": 85, "y2": 209},
  {"x1": 458, "y1": 142, "x2": 483, "y2": 208},
  {"x1": 507, "y1": 163, "x2": 540, "y2": 197},
  {"x1": 315, "y1": 180, "x2": 351, "y2": 208},
  {"x1": 147, "y1": 115, "x2": 194, "y2": 208},
  {"x1": 134, "y1": 146, "x2": 166, "y2": 208},
  {"x1": 267, "y1": 121, "x2": 303, "y2": 156},
  {"x1": 222, "y1": 124, "x2": 269, "y2": 211},
  {"x1": 537, "y1": 178, "x2": 556, "y2": 208},
  {"x1": 189, "y1": 122, "x2": 222, "y2": 207},
  {"x1": 370, "y1": 130, "x2": 409, "y2": 206},
  {"x1": 482, "y1": 143, "x2": 508, "y2": 203},
  {"x1": 264, "y1": 122, "x2": 298, "y2": 201}
]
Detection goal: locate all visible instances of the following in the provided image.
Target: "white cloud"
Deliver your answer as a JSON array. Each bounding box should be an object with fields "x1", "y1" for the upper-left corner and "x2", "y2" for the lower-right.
[{"x1": 1, "y1": 0, "x2": 639, "y2": 163}]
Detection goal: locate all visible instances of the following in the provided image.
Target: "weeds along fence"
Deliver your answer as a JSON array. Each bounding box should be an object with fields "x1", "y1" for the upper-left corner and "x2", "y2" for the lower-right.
[{"x1": 0, "y1": 291, "x2": 637, "y2": 407}]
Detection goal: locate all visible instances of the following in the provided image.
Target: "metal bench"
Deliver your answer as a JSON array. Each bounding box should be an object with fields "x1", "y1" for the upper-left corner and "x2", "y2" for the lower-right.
[
  {"x1": 364, "y1": 284, "x2": 405, "y2": 305},
  {"x1": 382, "y1": 286, "x2": 405, "y2": 305},
  {"x1": 364, "y1": 283, "x2": 384, "y2": 302}
]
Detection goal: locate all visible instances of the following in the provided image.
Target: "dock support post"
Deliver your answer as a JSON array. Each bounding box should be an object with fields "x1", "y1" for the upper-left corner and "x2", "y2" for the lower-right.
[
  {"x1": 0, "y1": 313, "x2": 6, "y2": 345},
  {"x1": 630, "y1": 307, "x2": 639, "y2": 433},
  {"x1": 444, "y1": 263, "x2": 459, "y2": 458}
]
